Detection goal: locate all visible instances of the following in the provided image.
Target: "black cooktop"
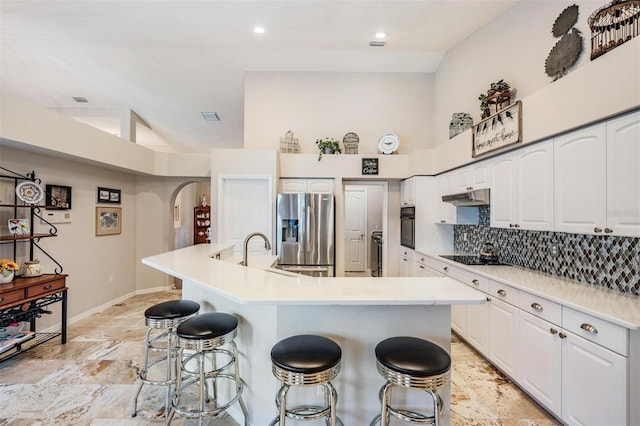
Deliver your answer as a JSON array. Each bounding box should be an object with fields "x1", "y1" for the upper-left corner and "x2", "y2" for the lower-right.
[{"x1": 439, "y1": 255, "x2": 509, "y2": 266}]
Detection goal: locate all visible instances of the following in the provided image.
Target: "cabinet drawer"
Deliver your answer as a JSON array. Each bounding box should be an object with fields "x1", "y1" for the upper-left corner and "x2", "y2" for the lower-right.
[
  {"x1": 519, "y1": 291, "x2": 562, "y2": 326},
  {"x1": 429, "y1": 258, "x2": 465, "y2": 281},
  {"x1": 489, "y1": 280, "x2": 519, "y2": 306},
  {"x1": 26, "y1": 279, "x2": 66, "y2": 298},
  {"x1": 563, "y1": 307, "x2": 628, "y2": 356},
  {"x1": 400, "y1": 249, "x2": 415, "y2": 261},
  {"x1": 463, "y1": 272, "x2": 489, "y2": 293},
  {"x1": 0, "y1": 288, "x2": 26, "y2": 308}
]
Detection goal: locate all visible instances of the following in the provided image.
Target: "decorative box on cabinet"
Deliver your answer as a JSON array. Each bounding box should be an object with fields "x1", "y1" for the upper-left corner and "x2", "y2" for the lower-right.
[
  {"x1": 0, "y1": 168, "x2": 67, "y2": 362},
  {"x1": 193, "y1": 206, "x2": 210, "y2": 245}
]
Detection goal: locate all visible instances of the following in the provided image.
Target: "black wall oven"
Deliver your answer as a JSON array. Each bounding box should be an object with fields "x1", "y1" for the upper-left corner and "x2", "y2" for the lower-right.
[{"x1": 400, "y1": 206, "x2": 415, "y2": 249}]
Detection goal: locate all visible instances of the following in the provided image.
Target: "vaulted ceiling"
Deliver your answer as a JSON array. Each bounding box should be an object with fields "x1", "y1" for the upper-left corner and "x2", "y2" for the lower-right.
[{"x1": 1, "y1": 0, "x2": 518, "y2": 153}]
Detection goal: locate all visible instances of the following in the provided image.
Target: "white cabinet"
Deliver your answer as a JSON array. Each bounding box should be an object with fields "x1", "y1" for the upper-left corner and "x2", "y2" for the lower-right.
[
  {"x1": 456, "y1": 161, "x2": 491, "y2": 192},
  {"x1": 555, "y1": 111, "x2": 639, "y2": 237},
  {"x1": 518, "y1": 311, "x2": 562, "y2": 417},
  {"x1": 491, "y1": 140, "x2": 554, "y2": 230},
  {"x1": 554, "y1": 123, "x2": 607, "y2": 235},
  {"x1": 561, "y1": 330, "x2": 627, "y2": 425},
  {"x1": 488, "y1": 296, "x2": 520, "y2": 378},
  {"x1": 400, "y1": 177, "x2": 416, "y2": 206},
  {"x1": 399, "y1": 248, "x2": 414, "y2": 277},
  {"x1": 413, "y1": 253, "x2": 443, "y2": 278},
  {"x1": 280, "y1": 178, "x2": 334, "y2": 194},
  {"x1": 606, "y1": 111, "x2": 640, "y2": 238},
  {"x1": 436, "y1": 173, "x2": 456, "y2": 224}
]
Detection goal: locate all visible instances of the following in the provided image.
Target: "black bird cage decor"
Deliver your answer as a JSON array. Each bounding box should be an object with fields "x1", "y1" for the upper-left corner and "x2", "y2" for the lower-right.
[{"x1": 589, "y1": 0, "x2": 640, "y2": 60}]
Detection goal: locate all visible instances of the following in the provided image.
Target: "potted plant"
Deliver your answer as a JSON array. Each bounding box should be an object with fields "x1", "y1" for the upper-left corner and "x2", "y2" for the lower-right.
[
  {"x1": 478, "y1": 79, "x2": 516, "y2": 119},
  {"x1": 0, "y1": 259, "x2": 19, "y2": 283},
  {"x1": 315, "y1": 138, "x2": 342, "y2": 161}
]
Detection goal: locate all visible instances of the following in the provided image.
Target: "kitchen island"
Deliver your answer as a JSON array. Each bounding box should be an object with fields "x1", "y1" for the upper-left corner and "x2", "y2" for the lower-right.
[{"x1": 142, "y1": 244, "x2": 486, "y2": 425}]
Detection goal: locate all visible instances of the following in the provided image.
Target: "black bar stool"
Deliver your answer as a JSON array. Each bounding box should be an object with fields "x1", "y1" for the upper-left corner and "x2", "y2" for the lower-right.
[
  {"x1": 169, "y1": 312, "x2": 248, "y2": 426},
  {"x1": 370, "y1": 336, "x2": 451, "y2": 426},
  {"x1": 131, "y1": 299, "x2": 200, "y2": 418},
  {"x1": 269, "y1": 334, "x2": 343, "y2": 425}
]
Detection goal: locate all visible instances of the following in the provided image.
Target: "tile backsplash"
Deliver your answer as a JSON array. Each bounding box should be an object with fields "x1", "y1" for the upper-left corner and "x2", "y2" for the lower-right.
[{"x1": 454, "y1": 207, "x2": 640, "y2": 296}]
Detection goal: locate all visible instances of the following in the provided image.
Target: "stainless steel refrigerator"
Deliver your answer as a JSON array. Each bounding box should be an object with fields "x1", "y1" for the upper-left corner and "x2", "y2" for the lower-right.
[{"x1": 276, "y1": 193, "x2": 335, "y2": 277}]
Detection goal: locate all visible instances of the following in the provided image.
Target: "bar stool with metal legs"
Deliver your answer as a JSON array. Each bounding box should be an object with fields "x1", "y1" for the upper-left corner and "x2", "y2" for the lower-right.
[
  {"x1": 169, "y1": 312, "x2": 248, "y2": 425},
  {"x1": 269, "y1": 334, "x2": 343, "y2": 425},
  {"x1": 131, "y1": 299, "x2": 200, "y2": 418},
  {"x1": 370, "y1": 336, "x2": 451, "y2": 426}
]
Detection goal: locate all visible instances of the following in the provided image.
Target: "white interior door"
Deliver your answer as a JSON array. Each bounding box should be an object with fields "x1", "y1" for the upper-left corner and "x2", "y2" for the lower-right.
[
  {"x1": 344, "y1": 187, "x2": 367, "y2": 272},
  {"x1": 219, "y1": 176, "x2": 272, "y2": 255}
]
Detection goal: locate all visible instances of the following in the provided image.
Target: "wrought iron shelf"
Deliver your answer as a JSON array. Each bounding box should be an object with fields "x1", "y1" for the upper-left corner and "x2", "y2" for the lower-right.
[{"x1": 0, "y1": 234, "x2": 56, "y2": 243}]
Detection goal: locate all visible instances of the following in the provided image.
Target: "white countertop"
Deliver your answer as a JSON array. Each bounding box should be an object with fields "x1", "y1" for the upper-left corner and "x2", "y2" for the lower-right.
[
  {"x1": 425, "y1": 251, "x2": 640, "y2": 330},
  {"x1": 142, "y1": 244, "x2": 486, "y2": 306}
]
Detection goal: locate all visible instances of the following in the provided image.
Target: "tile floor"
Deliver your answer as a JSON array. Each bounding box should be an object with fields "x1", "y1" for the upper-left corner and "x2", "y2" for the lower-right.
[{"x1": 0, "y1": 290, "x2": 559, "y2": 425}]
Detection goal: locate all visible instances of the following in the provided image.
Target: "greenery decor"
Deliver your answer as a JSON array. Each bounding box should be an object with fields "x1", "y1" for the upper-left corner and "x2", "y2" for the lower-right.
[
  {"x1": 0, "y1": 259, "x2": 19, "y2": 277},
  {"x1": 316, "y1": 138, "x2": 342, "y2": 161},
  {"x1": 478, "y1": 79, "x2": 515, "y2": 119}
]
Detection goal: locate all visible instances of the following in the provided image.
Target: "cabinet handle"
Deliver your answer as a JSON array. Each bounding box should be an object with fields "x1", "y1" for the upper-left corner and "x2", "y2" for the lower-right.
[
  {"x1": 497, "y1": 289, "x2": 507, "y2": 296},
  {"x1": 558, "y1": 332, "x2": 567, "y2": 339},
  {"x1": 440, "y1": 220, "x2": 446, "y2": 224},
  {"x1": 471, "y1": 279, "x2": 480, "y2": 285},
  {"x1": 443, "y1": 267, "x2": 449, "y2": 272},
  {"x1": 403, "y1": 258, "x2": 407, "y2": 262},
  {"x1": 486, "y1": 297, "x2": 491, "y2": 302},
  {"x1": 580, "y1": 323, "x2": 598, "y2": 334},
  {"x1": 531, "y1": 302, "x2": 543, "y2": 311},
  {"x1": 419, "y1": 265, "x2": 425, "y2": 269},
  {"x1": 604, "y1": 228, "x2": 613, "y2": 234},
  {"x1": 594, "y1": 227, "x2": 602, "y2": 233},
  {"x1": 0, "y1": 297, "x2": 4, "y2": 302},
  {"x1": 550, "y1": 328, "x2": 558, "y2": 335},
  {"x1": 509, "y1": 224, "x2": 514, "y2": 228},
  {"x1": 43, "y1": 285, "x2": 53, "y2": 290},
  {"x1": 514, "y1": 224, "x2": 520, "y2": 228}
]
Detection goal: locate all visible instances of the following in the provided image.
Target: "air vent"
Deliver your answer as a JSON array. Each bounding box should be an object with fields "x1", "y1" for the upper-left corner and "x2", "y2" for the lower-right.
[
  {"x1": 369, "y1": 41, "x2": 386, "y2": 47},
  {"x1": 72, "y1": 96, "x2": 88, "y2": 103},
  {"x1": 201, "y1": 112, "x2": 220, "y2": 121}
]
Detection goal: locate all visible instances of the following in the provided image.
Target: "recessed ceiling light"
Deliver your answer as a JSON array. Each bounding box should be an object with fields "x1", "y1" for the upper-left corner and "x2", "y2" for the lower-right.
[
  {"x1": 375, "y1": 32, "x2": 386, "y2": 39},
  {"x1": 72, "y1": 96, "x2": 88, "y2": 103},
  {"x1": 201, "y1": 112, "x2": 220, "y2": 121},
  {"x1": 253, "y1": 26, "x2": 265, "y2": 34}
]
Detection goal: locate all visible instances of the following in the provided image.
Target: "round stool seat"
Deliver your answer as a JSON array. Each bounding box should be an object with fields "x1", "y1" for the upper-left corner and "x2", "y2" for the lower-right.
[
  {"x1": 271, "y1": 334, "x2": 342, "y2": 374},
  {"x1": 176, "y1": 312, "x2": 238, "y2": 351},
  {"x1": 375, "y1": 336, "x2": 451, "y2": 377},
  {"x1": 144, "y1": 300, "x2": 200, "y2": 328}
]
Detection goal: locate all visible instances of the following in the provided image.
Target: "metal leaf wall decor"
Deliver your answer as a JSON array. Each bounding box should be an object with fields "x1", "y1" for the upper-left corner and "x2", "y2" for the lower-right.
[
  {"x1": 589, "y1": 0, "x2": 640, "y2": 60},
  {"x1": 546, "y1": 4, "x2": 584, "y2": 81}
]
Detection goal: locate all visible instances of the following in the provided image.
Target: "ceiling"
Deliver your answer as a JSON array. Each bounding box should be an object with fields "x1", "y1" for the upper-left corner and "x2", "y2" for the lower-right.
[{"x1": 0, "y1": 0, "x2": 518, "y2": 153}]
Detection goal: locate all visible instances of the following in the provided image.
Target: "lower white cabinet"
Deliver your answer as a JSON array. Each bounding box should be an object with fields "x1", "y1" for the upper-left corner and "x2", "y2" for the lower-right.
[
  {"x1": 488, "y1": 297, "x2": 519, "y2": 378},
  {"x1": 561, "y1": 329, "x2": 627, "y2": 425},
  {"x1": 518, "y1": 311, "x2": 562, "y2": 417},
  {"x1": 399, "y1": 248, "x2": 414, "y2": 277},
  {"x1": 466, "y1": 299, "x2": 490, "y2": 356}
]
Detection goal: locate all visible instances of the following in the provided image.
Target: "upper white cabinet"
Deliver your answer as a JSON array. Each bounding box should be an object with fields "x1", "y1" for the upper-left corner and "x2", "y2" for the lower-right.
[
  {"x1": 554, "y1": 123, "x2": 607, "y2": 235},
  {"x1": 456, "y1": 161, "x2": 491, "y2": 192},
  {"x1": 606, "y1": 111, "x2": 640, "y2": 238},
  {"x1": 555, "y1": 111, "x2": 640, "y2": 237},
  {"x1": 436, "y1": 173, "x2": 456, "y2": 224},
  {"x1": 280, "y1": 178, "x2": 334, "y2": 194},
  {"x1": 491, "y1": 140, "x2": 554, "y2": 230},
  {"x1": 400, "y1": 177, "x2": 416, "y2": 206}
]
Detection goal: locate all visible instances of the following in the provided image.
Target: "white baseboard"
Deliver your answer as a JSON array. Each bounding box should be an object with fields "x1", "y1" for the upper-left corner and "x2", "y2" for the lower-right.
[{"x1": 40, "y1": 285, "x2": 174, "y2": 333}]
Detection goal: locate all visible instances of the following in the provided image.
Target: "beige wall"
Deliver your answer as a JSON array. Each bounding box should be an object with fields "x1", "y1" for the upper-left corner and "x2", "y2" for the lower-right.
[{"x1": 244, "y1": 72, "x2": 435, "y2": 153}]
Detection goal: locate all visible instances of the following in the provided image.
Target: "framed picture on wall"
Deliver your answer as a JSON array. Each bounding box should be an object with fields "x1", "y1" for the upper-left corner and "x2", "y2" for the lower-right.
[
  {"x1": 97, "y1": 187, "x2": 121, "y2": 204},
  {"x1": 95, "y1": 206, "x2": 122, "y2": 236},
  {"x1": 45, "y1": 184, "x2": 72, "y2": 209}
]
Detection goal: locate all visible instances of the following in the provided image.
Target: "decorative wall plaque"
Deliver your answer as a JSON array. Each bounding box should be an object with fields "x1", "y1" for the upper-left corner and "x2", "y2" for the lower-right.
[
  {"x1": 362, "y1": 158, "x2": 379, "y2": 175},
  {"x1": 472, "y1": 101, "x2": 522, "y2": 158}
]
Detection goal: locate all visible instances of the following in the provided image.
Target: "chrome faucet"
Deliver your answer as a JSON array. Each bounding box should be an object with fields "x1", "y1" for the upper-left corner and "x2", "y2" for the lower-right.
[{"x1": 241, "y1": 232, "x2": 272, "y2": 266}]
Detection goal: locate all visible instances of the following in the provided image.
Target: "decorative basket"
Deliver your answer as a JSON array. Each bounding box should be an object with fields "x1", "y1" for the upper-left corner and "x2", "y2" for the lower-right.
[
  {"x1": 279, "y1": 130, "x2": 300, "y2": 154},
  {"x1": 342, "y1": 132, "x2": 359, "y2": 154},
  {"x1": 449, "y1": 113, "x2": 473, "y2": 139}
]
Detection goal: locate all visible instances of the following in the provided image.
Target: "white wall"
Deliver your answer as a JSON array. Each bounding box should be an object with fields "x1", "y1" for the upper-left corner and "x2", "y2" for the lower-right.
[
  {"x1": 244, "y1": 72, "x2": 435, "y2": 152},
  {"x1": 433, "y1": 0, "x2": 639, "y2": 150}
]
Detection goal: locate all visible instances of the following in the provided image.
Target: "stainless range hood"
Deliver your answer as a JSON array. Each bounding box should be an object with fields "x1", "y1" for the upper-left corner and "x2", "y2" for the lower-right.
[{"x1": 442, "y1": 188, "x2": 490, "y2": 206}]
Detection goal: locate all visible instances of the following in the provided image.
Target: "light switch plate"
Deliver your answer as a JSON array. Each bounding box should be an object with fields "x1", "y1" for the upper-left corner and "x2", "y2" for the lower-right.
[{"x1": 41, "y1": 210, "x2": 72, "y2": 224}]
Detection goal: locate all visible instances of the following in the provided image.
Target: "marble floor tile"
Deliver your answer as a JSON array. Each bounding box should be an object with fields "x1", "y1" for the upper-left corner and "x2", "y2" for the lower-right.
[{"x1": 0, "y1": 290, "x2": 559, "y2": 425}]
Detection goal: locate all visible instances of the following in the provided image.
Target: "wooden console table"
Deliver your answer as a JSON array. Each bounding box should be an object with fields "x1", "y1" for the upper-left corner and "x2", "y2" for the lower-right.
[{"x1": 0, "y1": 274, "x2": 68, "y2": 362}]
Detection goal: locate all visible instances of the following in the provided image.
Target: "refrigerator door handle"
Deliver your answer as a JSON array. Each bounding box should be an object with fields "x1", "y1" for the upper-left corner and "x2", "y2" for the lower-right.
[{"x1": 306, "y1": 204, "x2": 311, "y2": 252}]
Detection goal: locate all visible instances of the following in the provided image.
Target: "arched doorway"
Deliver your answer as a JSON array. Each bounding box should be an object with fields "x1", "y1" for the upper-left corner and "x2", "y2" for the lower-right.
[{"x1": 170, "y1": 180, "x2": 211, "y2": 288}]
